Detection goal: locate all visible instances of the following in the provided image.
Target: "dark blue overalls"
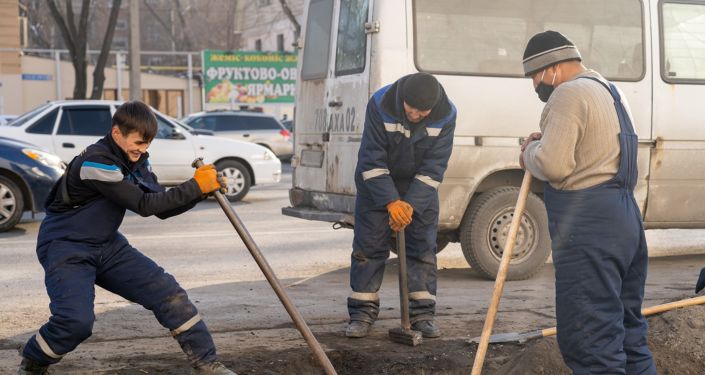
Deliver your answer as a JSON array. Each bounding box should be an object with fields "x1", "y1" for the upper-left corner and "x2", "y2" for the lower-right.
[
  {"x1": 22, "y1": 139, "x2": 216, "y2": 367},
  {"x1": 544, "y1": 78, "x2": 656, "y2": 374},
  {"x1": 348, "y1": 80, "x2": 456, "y2": 324}
]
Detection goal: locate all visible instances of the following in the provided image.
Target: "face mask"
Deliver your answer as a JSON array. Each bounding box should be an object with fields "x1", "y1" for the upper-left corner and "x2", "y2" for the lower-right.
[{"x1": 535, "y1": 69, "x2": 557, "y2": 103}]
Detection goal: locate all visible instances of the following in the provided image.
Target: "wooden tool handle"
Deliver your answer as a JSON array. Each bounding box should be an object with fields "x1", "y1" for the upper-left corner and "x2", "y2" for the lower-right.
[
  {"x1": 471, "y1": 171, "x2": 533, "y2": 375},
  {"x1": 192, "y1": 158, "x2": 338, "y2": 375},
  {"x1": 540, "y1": 295, "x2": 705, "y2": 338}
]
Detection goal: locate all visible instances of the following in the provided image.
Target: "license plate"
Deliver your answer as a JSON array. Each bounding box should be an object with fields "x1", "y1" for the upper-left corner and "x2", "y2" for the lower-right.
[{"x1": 300, "y1": 149, "x2": 324, "y2": 168}]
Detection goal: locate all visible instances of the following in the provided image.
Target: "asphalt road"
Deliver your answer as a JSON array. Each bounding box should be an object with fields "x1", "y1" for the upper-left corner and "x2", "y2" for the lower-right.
[{"x1": 2, "y1": 163, "x2": 705, "y2": 373}]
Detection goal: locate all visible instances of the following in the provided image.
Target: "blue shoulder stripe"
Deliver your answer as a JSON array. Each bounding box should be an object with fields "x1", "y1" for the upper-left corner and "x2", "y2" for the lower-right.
[
  {"x1": 82, "y1": 161, "x2": 121, "y2": 171},
  {"x1": 80, "y1": 161, "x2": 123, "y2": 182}
]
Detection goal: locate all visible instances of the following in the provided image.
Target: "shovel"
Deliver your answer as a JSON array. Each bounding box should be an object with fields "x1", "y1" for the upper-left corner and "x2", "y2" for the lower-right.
[
  {"x1": 468, "y1": 295, "x2": 705, "y2": 344},
  {"x1": 193, "y1": 158, "x2": 337, "y2": 375},
  {"x1": 471, "y1": 171, "x2": 533, "y2": 375}
]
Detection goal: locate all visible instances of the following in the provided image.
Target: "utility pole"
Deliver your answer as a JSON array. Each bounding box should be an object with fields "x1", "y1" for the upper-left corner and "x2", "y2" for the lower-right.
[{"x1": 129, "y1": 0, "x2": 141, "y2": 100}]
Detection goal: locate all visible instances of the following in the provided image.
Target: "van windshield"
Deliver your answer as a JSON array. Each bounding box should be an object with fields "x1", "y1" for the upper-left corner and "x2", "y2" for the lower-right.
[{"x1": 414, "y1": 0, "x2": 644, "y2": 81}]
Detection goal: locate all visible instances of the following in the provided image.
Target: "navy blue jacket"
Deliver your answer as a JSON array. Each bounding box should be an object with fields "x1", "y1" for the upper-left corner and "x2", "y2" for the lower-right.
[
  {"x1": 39, "y1": 135, "x2": 203, "y2": 245},
  {"x1": 355, "y1": 76, "x2": 456, "y2": 213}
]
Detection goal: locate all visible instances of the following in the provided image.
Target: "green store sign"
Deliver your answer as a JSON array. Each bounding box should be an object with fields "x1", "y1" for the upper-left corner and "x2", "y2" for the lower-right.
[{"x1": 202, "y1": 50, "x2": 298, "y2": 104}]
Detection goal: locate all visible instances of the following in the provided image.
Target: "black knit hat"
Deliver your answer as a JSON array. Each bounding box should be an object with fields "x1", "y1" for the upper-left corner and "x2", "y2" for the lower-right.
[
  {"x1": 401, "y1": 73, "x2": 440, "y2": 111},
  {"x1": 522, "y1": 31, "x2": 582, "y2": 77}
]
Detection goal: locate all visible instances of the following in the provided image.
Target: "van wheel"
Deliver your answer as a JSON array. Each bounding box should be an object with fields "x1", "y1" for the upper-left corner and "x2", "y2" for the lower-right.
[
  {"x1": 389, "y1": 234, "x2": 448, "y2": 255},
  {"x1": 216, "y1": 160, "x2": 251, "y2": 202},
  {"x1": 0, "y1": 175, "x2": 24, "y2": 232},
  {"x1": 459, "y1": 187, "x2": 550, "y2": 280}
]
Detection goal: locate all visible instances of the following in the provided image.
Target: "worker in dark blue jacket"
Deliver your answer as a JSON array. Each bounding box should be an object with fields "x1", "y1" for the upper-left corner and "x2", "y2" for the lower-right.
[
  {"x1": 17, "y1": 102, "x2": 236, "y2": 375},
  {"x1": 346, "y1": 73, "x2": 456, "y2": 339}
]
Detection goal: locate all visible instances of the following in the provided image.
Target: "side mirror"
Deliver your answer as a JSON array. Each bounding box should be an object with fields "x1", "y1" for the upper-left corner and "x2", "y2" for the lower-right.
[{"x1": 169, "y1": 129, "x2": 186, "y2": 140}]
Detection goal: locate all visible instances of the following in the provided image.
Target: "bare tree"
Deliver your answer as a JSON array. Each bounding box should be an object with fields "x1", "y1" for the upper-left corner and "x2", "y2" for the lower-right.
[
  {"x1": 91, "y1": 0, "x2": 122, "y2": 98},
  {"x1": 143, "y1": 0, "x2": 192, "y2": 51},
  {"x1": 47, "y1": 0, "x2": 122, "y2": 99},
  {"x1": 278, "y1": 0, "x2": 300, "y2": 40}
]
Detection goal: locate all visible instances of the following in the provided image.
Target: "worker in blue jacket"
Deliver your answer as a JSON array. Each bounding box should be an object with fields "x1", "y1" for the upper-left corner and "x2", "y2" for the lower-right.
[
  {"x1": 18, "y1": 102, "x2": 235, "y2": 375},
  {"x1": 346, "y1": 73, "x2": 456, "y2": 338}
]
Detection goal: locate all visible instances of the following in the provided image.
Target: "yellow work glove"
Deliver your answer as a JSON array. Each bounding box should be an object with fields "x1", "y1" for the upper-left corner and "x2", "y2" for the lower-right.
[
  {"x1": 387, "y1": 200, "x2": 413, "y2": 230},
  {"x1": 193, "y1": 164, "x2": 222, "y2": 194}
]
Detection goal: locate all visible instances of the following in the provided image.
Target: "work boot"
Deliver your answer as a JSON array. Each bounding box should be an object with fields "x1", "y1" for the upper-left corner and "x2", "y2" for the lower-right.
[
  {"x1": 411, "y1": 320, "x2": 441, "y2": 338},
  {"x1": 17, "y1": 358, "x2": 50, "y2": 375},
  {"x1": 345, "y1": 320, "x2": 371, "y2": 338},
  {"x1": 191, "y1": 361, "x2": 237, "y2": 375}
]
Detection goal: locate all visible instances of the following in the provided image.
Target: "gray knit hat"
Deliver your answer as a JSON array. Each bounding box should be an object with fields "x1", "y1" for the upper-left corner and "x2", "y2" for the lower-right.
[{"x1": 522, "y1": 31, "x2": 582, "y2": 77}]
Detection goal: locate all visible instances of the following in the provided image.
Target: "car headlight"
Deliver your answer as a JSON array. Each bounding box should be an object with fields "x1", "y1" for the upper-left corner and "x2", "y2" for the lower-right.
[
  {"x1": 22, "y1": 148, "x2": 65, "y2": 171},
  {"x1": 263, "y1": 149, "x2": 276, "y2": 160}
]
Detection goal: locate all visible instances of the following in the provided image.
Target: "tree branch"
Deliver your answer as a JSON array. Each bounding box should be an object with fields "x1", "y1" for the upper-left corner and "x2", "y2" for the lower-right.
[
  {"x1": 278, "y1": 0, "x2": 300, "y2": 39},
  {"x1": 92, "y1": 0, "x2": 123, "y2": 99},
  {"x1": 143, "y1": 0, "x2": 181, "y2": 48},
  {"x1": 174, "y1": 0, "x2": 192, "y2": 51},
  {"x1": 47, "y1": 0, "x2": 76, "y2": 55}
]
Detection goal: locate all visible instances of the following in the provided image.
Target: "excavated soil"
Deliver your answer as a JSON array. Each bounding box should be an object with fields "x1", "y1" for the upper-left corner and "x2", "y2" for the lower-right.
[
  {"x1": 494, "y1": 303, "x2": 705, "y2": 375},
  {"x1": 44, "y1": 302, "x2": 704, "y2": 374}
]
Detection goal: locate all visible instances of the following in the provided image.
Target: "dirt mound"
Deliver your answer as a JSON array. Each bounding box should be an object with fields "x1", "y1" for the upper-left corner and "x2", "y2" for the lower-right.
[{"x1": 495, "y1": 303, "x2": 705, "y2": 375}]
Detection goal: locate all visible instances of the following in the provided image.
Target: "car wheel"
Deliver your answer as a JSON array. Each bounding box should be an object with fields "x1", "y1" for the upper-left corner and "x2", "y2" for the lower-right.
[
  {"x1": 216, "y1": 160, "x2": 251, "y2": 202},
  {"x1": 0, "y1": 175, "x2": 24, "y2": 232},
  {"x1": 459, "y1": 186, "x2": 551, "y2": 281}
]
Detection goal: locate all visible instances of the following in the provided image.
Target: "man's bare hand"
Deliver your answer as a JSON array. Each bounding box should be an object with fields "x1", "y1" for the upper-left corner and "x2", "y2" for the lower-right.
[{"x1": 521, "y1": 132, "x2": 542, "y2": 151}]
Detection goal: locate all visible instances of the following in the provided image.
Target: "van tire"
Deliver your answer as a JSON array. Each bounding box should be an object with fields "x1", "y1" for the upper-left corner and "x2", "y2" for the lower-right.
[
  {"x1": 216, "y1": 160, "x2": 251, "y2": 202},
  {"x1": 0, "y1": 175, "x2": 24, "y2": 232},
  {"x1": 459, "y1": 187, "x2": 550, "y2": 281}
]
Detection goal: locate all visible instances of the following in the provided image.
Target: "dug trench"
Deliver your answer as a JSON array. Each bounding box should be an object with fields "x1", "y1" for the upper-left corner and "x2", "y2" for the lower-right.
[{"x1": 51, "y1": 301, "x2": 704, "y2": 374}]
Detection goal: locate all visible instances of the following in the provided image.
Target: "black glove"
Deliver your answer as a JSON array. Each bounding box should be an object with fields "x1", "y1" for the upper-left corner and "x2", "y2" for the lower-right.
[{"x1": 695, "y1": 267, "x2": 705, "y2": 294}]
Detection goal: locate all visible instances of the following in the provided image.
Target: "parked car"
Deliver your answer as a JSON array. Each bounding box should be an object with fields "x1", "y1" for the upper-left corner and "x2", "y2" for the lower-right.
[
  {"x1": 182, "y1": 110, "x2": 294, "y2": 159},
  {"x1": 281, "y1": 119, "x2": 294, "y2": 132},
  {"x1": 0, "y1": 115, "x2": 17, "y2": 126},
  {"x1": 0, "y1": 136, "x2": 64, "y2": 231},
  {"x1": 0, "y1": 101, "x2": 281, "y2": 202}
]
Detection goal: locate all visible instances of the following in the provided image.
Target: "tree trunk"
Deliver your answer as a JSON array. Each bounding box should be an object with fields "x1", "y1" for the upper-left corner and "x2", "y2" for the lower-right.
[
  {"x1": 47, "y1": 0, "x2": 91, "y2": 100},
  {"x1": 72, "y1": 57, "x2": 87, "y2": 99},
  {"x1": 91, "y1": 0, "x2": 123, "y2": 99}
]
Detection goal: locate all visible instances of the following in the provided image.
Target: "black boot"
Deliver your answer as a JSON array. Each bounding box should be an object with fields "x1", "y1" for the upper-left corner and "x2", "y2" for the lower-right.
[{"x1": 17, "y1": 358, "x2": 50, "y2": 375}]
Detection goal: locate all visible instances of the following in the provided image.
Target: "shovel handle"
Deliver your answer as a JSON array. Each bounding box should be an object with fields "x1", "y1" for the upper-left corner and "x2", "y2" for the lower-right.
[
  {"x1": 192, "y1": 158, "x2": 337, "y2": 375},
  {"x1": 397, "y1": 228, "x2": 411, "y2": 331},
  {"x1": 539, "y1": 295, "x2": 705, "y2": 339},
  {"x1": 471, "y1": 171, "x2": 533, "y2": 375}
]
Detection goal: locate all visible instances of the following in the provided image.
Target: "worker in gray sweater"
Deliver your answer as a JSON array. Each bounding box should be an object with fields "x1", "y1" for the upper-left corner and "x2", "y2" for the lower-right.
[{"x1": 520, "y1": 31, "x2": 656, "y2": 374}]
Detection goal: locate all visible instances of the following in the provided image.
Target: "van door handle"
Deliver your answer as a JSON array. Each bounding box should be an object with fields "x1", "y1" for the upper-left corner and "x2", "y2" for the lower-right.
[
  {"x1": 328, "y1": 100, "x2": 343, "y2": 107},
  {"x1": 62, "y1": 143, "x2": 75, "y2": 148},
  {"x1": 243, "y1": 134, "x2": 250, "y2": 138}
]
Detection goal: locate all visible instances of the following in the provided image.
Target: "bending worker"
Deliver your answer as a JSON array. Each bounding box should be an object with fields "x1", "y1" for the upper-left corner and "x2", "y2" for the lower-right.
[
  {"x1": 18, "y1": 102, "x2": 236, "y2": 375},
  {"x1": 346, "y1": 72, "x2": 456, "y2": 339},
  {"x1": 520, "y1": 31, "x2": 656, "y2": 374}
]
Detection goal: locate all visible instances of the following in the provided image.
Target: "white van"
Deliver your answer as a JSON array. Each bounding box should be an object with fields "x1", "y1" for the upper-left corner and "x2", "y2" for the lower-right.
[{"x1": 282, "y1": 0, "x2": 705, "y2": 280}]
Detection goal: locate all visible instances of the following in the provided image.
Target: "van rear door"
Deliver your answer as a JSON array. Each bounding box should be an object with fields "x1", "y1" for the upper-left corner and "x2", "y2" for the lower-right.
[{"x1": 290, "y1": 0, "x2": 373, "y2": 219}]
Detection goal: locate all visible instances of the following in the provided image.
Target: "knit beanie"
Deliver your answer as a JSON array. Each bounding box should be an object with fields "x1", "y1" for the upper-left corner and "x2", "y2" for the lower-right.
[
  {"x1": 401, "y1": 73, "x2": 440, "y2": 111},
  {"x1": 522, "y1": 31, "x2": 582, "y2": 77}
]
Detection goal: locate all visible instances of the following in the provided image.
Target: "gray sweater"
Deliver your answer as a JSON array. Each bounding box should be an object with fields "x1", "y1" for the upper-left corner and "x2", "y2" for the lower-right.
[{"x1": 523, "y1": 70, "x2": 633, "y2": 191}]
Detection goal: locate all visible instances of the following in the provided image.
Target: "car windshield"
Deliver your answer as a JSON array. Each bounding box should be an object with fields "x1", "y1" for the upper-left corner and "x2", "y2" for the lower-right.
[
  {"x1": 11, "y1": 103, "x2": 53, "y2": 127},
  {"x1": 166, "y1": 115, "x2": 196, "y2": 131}
]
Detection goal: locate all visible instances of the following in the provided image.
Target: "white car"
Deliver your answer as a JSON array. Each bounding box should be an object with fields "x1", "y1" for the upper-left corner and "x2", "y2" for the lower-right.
[
  {"x1": 0, "y1": 101, "x2": 281, "y2": 201},
  {"x1": 0, "y1": 115, "x2": 17, "y2": 125}
]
